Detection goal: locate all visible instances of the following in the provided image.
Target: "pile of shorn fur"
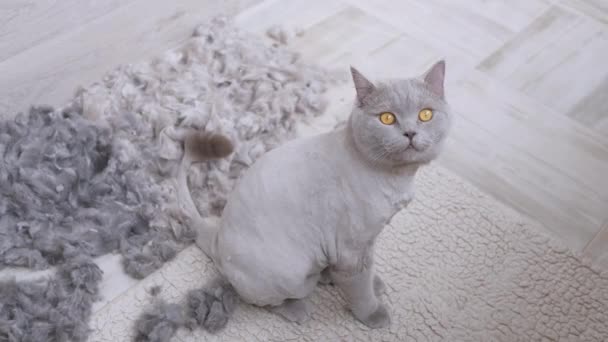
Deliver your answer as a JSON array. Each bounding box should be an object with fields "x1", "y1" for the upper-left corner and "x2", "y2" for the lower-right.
[{"x1": 0, "y1": 17, "x2": 332, "y2": 342}]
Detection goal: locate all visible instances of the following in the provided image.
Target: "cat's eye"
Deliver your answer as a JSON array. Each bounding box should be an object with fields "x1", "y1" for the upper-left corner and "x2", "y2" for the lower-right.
[
  {"x1": 379, "y1": 112, "x2": 396, "y2": 125},
  {"x1": 418, "y1": 108, "x2": 433, "y2": 122}
]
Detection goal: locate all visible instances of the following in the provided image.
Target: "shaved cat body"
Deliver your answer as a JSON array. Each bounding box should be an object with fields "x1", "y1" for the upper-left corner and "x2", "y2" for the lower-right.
[
  {"x1": 177, "y1": 61, "x2": 451, "y2": 330},
  {"x1": 215, "y1": 126, "x2": 417, "y2": 305}
]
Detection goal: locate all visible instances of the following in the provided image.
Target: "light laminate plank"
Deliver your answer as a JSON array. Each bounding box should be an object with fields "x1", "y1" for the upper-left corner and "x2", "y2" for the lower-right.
[
  {"x1": 567, "y1": 74, "x2": 608, "y2": 132},
  {"x1": 235, "y1": 0, "x2": 348, "y2": 37},
  {"x1": 598, "y1": 118, "x2": 608, "y2": 136},
  {"x1": 238, "y1": 3, "x2": 405, "y2": 71},
  {"x1": 342, "y1": 0, "x2": 551, "y2": 66},
  {"x1": 560, "y1": 0, "x2": 608, "y2": 25},
  {"x1": 0, "y1": 0, "x2": 259, "y2": 116},
  {"x1": 584, "y1": 221, "x2": 608, "y2": 270},
  {"x1": 0, "y1": 0, "x2": 136, "y2": 62},
  {"x1": 442, "y1": 71, "x2": 608, "y2": 250},
  {"x1": 478, "y1": 6, "x2": 608, "y2": 128}
]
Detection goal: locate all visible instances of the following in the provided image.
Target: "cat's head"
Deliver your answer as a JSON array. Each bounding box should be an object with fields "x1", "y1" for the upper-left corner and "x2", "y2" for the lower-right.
[{"x1": 348, "y1": 61, "x2": 451, "y2": 167}]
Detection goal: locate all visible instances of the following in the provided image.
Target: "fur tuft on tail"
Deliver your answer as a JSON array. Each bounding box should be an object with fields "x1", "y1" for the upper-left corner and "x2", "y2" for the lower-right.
[
  {"x1": 184, "y1": 131, "x2": 234, "y2": 162},
  {"x1": 170, "y1": 130, "x2": 239, "y2": 333}
]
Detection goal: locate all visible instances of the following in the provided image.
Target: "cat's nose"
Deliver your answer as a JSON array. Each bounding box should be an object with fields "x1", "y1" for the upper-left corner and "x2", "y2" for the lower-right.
[{"x1": 403, "y1": 131, "x2": 417, "y2": 140}]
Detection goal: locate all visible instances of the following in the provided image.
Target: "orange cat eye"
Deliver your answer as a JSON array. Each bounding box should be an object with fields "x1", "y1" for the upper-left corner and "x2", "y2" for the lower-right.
[
  {"x1": 379, "y1": 112, "x2": 396, "y2": 125},
  {"x1": 418, "y1": 108, "x2": 433, "y2": 122}
]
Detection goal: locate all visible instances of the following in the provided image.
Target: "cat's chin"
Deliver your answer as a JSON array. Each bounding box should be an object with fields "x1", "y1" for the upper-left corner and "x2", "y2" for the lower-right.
[
  {"x1": 403, "y1": 139, "x2": 448, "y2": 166},
  {"x1": 377, "y1": 155, "x2": 430, "y2": 169},
  {"x1": 386, "y1": 148, "x2": 441, "y2": 167}
]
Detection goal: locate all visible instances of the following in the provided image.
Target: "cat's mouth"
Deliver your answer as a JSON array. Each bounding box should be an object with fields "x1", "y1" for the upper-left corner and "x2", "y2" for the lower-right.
[{"x1": 405, "y1": 143, "x2": 421, "y2": 152}]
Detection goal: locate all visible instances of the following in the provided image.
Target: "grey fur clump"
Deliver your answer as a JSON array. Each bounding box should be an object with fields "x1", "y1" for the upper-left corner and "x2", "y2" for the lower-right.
[
  {"x1": 148, "y1": 285, "x2": 163, "y2": 297},
  {"x1": 134, "y1": 280, "x2": 239, "y2": 341},
  {"x1": 0, "y1": 105, "x2": 191, "y2": 342},
  {"x1": 134, "y1": 301, "x2": 185, "y2": 342},
  {"x1": 184, "y1": 280, "x2": 239, "y2": 333},
  {"x1": 0, "y1": 106, "x2": 191, "y2": 278},
  {"x1": 0, "y1": 257, "x2": 102, "y2": 342}
]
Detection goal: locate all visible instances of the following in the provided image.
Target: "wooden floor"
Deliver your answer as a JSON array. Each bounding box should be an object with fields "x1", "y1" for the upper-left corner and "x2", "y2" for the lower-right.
[{"x1": 1, "y1": 0, "x2": 607, "y2": 268}]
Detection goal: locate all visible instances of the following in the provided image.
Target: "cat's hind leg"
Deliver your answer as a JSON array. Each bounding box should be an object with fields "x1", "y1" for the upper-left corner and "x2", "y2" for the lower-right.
[{"x1": 269, "y1": 298, "x2": 312, "y2": 324}]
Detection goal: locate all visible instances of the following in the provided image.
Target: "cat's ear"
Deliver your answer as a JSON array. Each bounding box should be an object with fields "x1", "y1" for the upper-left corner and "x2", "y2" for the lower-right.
[
  {"x1": 423, "y1": 60, "x2": 446, "y2": 98},
  {"x1": 350, "y1": 66, "x2": 375, "y2": 105}
]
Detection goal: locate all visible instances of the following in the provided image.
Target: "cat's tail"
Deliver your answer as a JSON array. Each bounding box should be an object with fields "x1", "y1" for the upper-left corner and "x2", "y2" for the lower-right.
[
  {"x1": 170, "y1": 131, "x2": 241, "y2": 333},
  {"x1": 175, "y1": 130, "x2": 234, "y2": 258}
]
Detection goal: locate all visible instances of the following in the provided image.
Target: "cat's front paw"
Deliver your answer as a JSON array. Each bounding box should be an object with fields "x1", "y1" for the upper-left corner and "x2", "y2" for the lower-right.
[{"x1": 356, "y1": 303, "x2": 390, "y2": 329}]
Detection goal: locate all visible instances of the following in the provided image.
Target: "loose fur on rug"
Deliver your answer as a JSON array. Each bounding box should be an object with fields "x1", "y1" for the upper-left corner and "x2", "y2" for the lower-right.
[
  {"x1": 0, "y1": 17, "x2": 331, "y2": 342},
  {"x1": 0, "y1": 257, "x2": 102, "y2": 341},
  {"x1": 134, "y1": 301, "x2": 185, "y2": 342},
  {"x1": 0, "y1": 106, "x2": 185, "y2": 278},
  {"x1": 134, "y1": 281, "x2": 239, "y2": 342},
  {"x1": 0, "y1": 103, "x2": 187, "y2": 341}
]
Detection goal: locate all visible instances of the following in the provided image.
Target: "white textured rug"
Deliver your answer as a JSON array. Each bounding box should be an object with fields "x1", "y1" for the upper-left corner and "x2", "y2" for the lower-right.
[{"x1": 76, "y1": 19, "x2": 608, "y2": 342}]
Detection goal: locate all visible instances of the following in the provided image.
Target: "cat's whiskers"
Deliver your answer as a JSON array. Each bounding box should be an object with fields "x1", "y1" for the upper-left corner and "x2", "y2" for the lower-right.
[
  {"x1": 368, "y1": 141, "x2": 403, "y2": 166},
  {"x1": 384, "y1": 141, "x2": 408, "y2": 153},
  {"x1": 369, "y1": 149, "x2": 391, "y2": 166},
  {"x1": 376, "y1": 137, "x2": 426, "y2": 165}
]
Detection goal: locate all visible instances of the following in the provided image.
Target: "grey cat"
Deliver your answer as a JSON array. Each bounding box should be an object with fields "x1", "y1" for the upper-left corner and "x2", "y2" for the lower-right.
[{"x1": 175, "y1": 60, "x2": 451, "y2": 331}]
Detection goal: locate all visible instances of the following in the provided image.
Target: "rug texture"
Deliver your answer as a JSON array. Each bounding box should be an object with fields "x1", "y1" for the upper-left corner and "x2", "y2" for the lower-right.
[{"x1": 0, "y1": 17, "x2": 329, "y2": 342}]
